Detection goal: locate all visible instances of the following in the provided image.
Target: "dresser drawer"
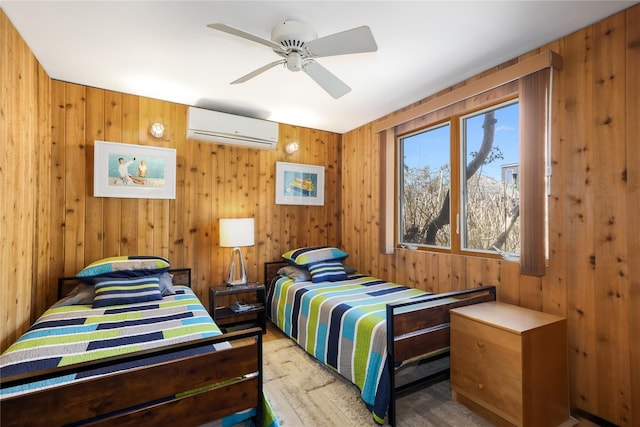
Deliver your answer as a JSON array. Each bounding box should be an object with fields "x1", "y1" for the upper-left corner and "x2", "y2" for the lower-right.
[
  {"x1": 451, "y1": 314, "x2": 522, "y2": 376},
  {"x1": 451, "y1": 355, "x2": 523, "y2": 424}
]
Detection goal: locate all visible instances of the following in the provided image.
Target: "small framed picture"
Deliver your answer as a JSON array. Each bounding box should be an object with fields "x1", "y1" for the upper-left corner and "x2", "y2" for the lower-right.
[
  {"x1": 93, "y1": 140, "x2": 176, "y2": 199},
  {"x1": 275, "y1": 162, "x2": 325, "y2": 206}
]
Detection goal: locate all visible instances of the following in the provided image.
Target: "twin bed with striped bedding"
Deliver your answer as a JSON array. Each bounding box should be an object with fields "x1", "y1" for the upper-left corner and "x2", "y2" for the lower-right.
[
  {"x1": 266, "y1": 246, "x2": 496, "y2": 426},
  {"x1": 1, "y1": 257, "x2": 271, "y2": 427},
  {"x1": 1, "y1": 285, "x2": 222, "y2": 396}
]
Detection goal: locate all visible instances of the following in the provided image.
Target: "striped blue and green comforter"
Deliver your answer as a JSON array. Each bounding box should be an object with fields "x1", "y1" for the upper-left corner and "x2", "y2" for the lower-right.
[
  {"x1": 0, "y1": 285, "x2": 222, "y2": 398},
  {"x1": 269, "y1": 274, "x2": 431, "y2": 424}
]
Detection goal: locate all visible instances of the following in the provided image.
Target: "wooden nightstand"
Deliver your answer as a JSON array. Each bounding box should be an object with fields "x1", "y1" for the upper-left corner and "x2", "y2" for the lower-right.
[
  {"x1": 450, "y1": 301, "x2": 571, "y2": 427},
  {"x1": 209, "y1": 283, "x2": 266, "y2": 334}
]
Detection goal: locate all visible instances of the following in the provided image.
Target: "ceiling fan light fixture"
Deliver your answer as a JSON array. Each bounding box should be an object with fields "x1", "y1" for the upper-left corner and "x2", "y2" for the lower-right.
[{"x1": 286, "y1": 52, "x2": 303, "y2": 72}]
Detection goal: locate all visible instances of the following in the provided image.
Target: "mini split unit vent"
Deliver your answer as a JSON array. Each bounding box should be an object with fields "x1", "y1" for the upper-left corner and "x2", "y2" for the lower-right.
[{"x1": 186, "y1": 107, "x2": 279, "y2": 150}]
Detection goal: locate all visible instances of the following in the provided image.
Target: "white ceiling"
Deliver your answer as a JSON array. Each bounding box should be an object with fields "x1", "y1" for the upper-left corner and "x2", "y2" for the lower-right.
[{"x1": 2, "y1": 1, "x2": 636, "y2": 134}]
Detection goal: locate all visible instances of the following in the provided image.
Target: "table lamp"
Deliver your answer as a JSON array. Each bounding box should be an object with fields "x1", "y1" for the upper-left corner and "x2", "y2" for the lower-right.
[{"x1": 219, "y1": 218, "x2": 255, "y2": 286}]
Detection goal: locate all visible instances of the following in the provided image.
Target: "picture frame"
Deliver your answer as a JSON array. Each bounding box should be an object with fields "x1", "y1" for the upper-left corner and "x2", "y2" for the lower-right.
[
  {"x1": 93, "y1": 140, "x2": 176, "y2": 199},
  {"x1": 275, "y1": 162, "x2": 325, "y2": 206}
]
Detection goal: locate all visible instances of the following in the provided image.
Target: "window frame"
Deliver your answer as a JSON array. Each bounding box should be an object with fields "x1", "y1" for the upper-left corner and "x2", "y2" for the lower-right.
[
  {"x1": 458, "y1": 98, "x2": 521, "y2": 257},
  {"x1": 396, "y1": 96, "x2": 521, "y2": 260},
  {"x1": 397, "y1": 120, "x2": 453, "y2": 251}
]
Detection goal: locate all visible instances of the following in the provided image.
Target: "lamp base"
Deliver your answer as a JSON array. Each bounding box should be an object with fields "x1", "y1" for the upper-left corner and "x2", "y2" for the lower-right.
[{"x1": 226, "y1": 247, "x2": 248, "y2": 287}]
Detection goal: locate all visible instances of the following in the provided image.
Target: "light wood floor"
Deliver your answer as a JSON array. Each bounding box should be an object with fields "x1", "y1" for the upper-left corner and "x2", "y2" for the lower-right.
[{"x1": 263, "y1": 321, "x2": 609, "y2": 427}]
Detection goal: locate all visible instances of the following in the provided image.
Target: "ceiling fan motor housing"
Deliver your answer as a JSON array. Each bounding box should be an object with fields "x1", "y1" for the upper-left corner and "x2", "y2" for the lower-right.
[{"x1": 271, "y1": 20, "x2": 317, "y2": 49}]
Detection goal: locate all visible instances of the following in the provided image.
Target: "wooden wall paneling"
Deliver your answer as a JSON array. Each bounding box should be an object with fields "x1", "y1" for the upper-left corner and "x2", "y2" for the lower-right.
[
  {"x1": 137, "y1": 98, "x2": 169, "y2": 265},
  {"x1": 561, "y1": 24, "x2": 600, "y2": 416},
  {"x1": 256, "y1": 142, "x2": 272, "y2": 277},
  {"x1": 626, "y1": 6, "x2": 640, "y2": 426},
  {"x1": 102, "y1": 91, "x2": 123, "y2": 258},
  {"x1": 362, "y1": 125, "x2": 378, "y2": 275},
  {"x1": 195, "y1": 141, "x2": 213, "y2": 300},
  {"x1": 271, "y1": 127, "x2": 290, "y2": 259},
  {"x1": 34, "y1": 64, "x2": 52, "y2": 318},
  {"x1": 593, "y1": 12, "x2": 632, "y2": 425},
  {"x1": 355, "y1": 127, "x2": 370, "y2": 268},
  {"x1": 331, "y1": 132, "x2": 342, "y2": 248},
  {"x1": 247, "y1": 149, "x2": 260, "y2": 279},
  {"x1": 436, "y1": 252, "x2": 452, "y2": 291},
  {"x1": 135, "y1": 99, "x2": 154, "y2": 255},
  {"x1": 518, "y1": 274, "x2": 543, "y2": 311},
  {"x1": 50, "y1": 82, "x2": 67, "y2": 289},
  {"x1": 394, "y1": 249, "x2": 410, "y2": 286},
  {"x1": 0, "y1": 9, "x2": 40, "y2": 347},
  {"x1": 449, "y1": 254, "x2": 466, "y2": 291},
  {"x1": 273, "y1": 128, "x2": 289, "y2": 251},
  {"x1": 297, "y1": 128, "x2": 318, "y2": 246},
  {"x1": 63, "y1": 84, "x2": 87, "y2": 275},
  {"x1": 466, "y1": 257, "x2": 501, "y2": 293},
  {"x1": 154, "y1": 102, "x2": 173, "y2": 258},
  {"x1": 119, "y1": 94, "x2": 139, "y2": 256},
  {"x1": 341, "y1": 127, "x2": 358, "y2": 270},
  {"x1": 239, "y1": 145, "x2": 253, "y2": 275},
  {"x1": 0, "y1": 12, "x2": 13, "y2": 347},
  {"x1": 422, "y1": 252, "x2": 439, "y2": 294},
  {"x1": 498, "y1": 260, "x2": 520, "y2": 304},
  {"x1": 415, "y1": 250, "x2": 433, "y2": 291},
  {"x1": 170, "y1": 105, "x2": 187, "y2": 269},
  {"x1": 182, "y1": 134, "x2": 198, "y2": 284},
  {"x1": 213, "y1": 142, "x2": 226, "y2": 283},
  {"x1": 84, "y1": 88, "x2": 105, "y2": 264}
]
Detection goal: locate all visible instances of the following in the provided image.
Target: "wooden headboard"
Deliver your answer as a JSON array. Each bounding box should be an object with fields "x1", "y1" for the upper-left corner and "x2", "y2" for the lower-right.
[{"x1": 57, "y1": 268, "x2": 192, "y2": 299}]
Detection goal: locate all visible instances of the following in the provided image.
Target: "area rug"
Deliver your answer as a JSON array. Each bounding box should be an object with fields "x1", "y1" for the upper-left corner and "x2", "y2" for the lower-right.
[{"x1": 262, "y1": 338, "x2": 493, "y2": 427}]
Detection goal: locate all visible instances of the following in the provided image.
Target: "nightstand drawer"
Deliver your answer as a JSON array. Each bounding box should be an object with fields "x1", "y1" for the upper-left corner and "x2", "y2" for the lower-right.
[
  {"x1": 451, "y1": 353, "x2": 522, "y2": 424},
  {"x1": 451, "y1": 314, "x2": 521, "y2": 376}
]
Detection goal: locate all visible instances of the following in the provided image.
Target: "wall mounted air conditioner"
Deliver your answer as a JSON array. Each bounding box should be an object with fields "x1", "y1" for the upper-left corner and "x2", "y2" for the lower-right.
[{"x1": 186, "y1": 107, "x2": 279, "y2": 150}]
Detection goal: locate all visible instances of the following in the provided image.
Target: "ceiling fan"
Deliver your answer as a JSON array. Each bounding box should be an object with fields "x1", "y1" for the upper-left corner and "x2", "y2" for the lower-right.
[{"x1": 207, "y1": 20, "x2": 378, "y2": 99}]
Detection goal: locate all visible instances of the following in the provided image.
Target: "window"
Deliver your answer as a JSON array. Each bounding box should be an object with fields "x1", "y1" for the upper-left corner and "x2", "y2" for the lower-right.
[
  {"x1": 398, "y1": 99, "x2": 521, "y2": 258},
  {"x1": 381, "y1": 55, "x2": 557, "y2": 275},
  {"x1": 399, "y1": 123, "x2": 451, "y2": 249},
  {"x1": 461, "y1": 101, "x2": 520, "y2": 255}
]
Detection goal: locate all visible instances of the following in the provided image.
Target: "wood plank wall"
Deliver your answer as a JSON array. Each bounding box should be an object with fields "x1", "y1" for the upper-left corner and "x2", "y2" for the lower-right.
[
  {"x1": 0, "y1": 9, "x2": 51, "y2": 351},
  {"x1": 45, "y1": 86, "x2": 341, "y2": 313},
  {"x1": 342, "y1": 6, "x2": 639, "y2": 426}
]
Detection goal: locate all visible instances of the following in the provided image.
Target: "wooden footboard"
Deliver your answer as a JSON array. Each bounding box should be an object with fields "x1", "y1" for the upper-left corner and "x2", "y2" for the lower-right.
[
  {"x1": 1, "y1": 327, "x2": 263, "y2": 427},
  {"x1": 386, "y1": 285, "x2": 497, "y2": 427}
]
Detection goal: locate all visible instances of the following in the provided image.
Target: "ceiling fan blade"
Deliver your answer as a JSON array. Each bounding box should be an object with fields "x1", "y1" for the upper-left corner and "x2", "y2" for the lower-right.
[
  {"x1": 231, "y1": 60, "x2": 284, "y2": 84},
  {"x1": 302, "y1": 60, "x2": 351, "y2": 99},
  {"x1": 306, "y1": 26, "x2": 378, "y2": 57},
  {"x1": 207, "y1": 23, "x2": 282, "y2": 50}
]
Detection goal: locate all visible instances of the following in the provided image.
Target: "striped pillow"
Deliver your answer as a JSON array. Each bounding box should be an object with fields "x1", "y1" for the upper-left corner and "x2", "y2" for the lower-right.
[
  {"x1": 77, "y1": 256, "x2": 170, "y2": 278},
  {"x1": 282, "y1": 246, "x2": 348, "y2": 267},
  {"x1": 308, "y1": 261, "x2": 348, "y2": 283},
  {"x1": 92, "y1": 275, "x2": 163, "y2": 308}
]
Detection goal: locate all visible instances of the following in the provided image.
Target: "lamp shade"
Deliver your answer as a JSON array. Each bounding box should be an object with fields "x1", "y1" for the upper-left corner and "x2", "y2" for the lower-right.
[{"x1": 219, "y1": 218, "x2": 255, "y2": 247}]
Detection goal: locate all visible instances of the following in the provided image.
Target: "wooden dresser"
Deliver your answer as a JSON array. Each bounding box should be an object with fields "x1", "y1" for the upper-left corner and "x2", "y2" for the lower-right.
[{"x1": 450, "y1": 301, "x2": 570, "y2": 427}]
